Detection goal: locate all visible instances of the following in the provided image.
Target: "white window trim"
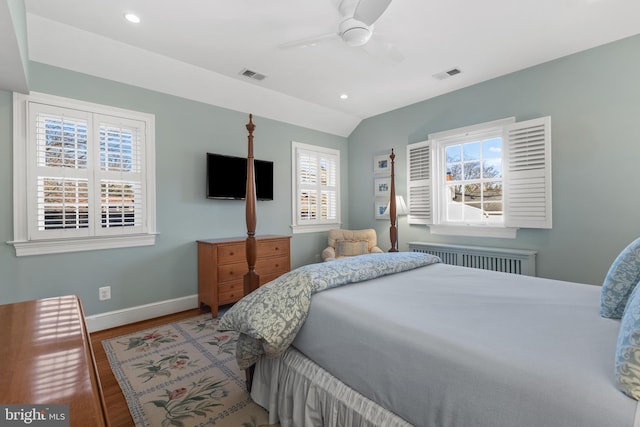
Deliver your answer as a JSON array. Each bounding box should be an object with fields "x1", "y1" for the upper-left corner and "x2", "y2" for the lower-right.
[
  {"x1": 9, "y1": 92, "x2": 157, "y2": 256},
  {"x1": 407, "y1": 116, "x2": 551, "y2": 239},
  {"x1": 290, "y1": 141, "x2": 341, "y2": 234},
  {"x1": 428, "y1": 224, "x2": 517, "y2": 239},
  {"x1": 291, "y1": 223, "x2": 342, "y2": 235},
  {"x1": 428, "y1": 117, "x2": 515, "y2": 142}
]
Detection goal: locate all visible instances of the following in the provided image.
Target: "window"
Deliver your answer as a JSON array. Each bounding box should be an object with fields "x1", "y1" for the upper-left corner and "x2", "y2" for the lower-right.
[
  {"x1": 291, "y1": 142, "x2": 340, "y2": 233},
  {"x1": 407, "y1": 117, "x2": 551, "y2": 238},
  {"x1": 11, "y1": 92, "x2": 156, "y2": 256}
]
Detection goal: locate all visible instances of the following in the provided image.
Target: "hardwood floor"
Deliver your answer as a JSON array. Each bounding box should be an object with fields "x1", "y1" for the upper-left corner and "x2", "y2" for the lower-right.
[{"x1": 90, "y1": 308, "x2": 206, "y2": 427}]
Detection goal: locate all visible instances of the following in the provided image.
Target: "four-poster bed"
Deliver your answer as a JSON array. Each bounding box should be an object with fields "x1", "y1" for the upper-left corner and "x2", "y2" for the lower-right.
[{"x1": 221, "y1": 115, "x2": 640, "y2": 427}]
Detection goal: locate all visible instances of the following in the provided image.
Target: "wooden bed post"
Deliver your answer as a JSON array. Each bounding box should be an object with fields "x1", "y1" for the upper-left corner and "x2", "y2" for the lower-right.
[
  {"x1": 244, "y1": 114, "x2": 260, "y2": 296},
  {"x1": 244, "y1": 114, "x2": 259, "y2": 392},
  {"x1": 388, "y1": 149, "x2": 399, "y2": 252}
]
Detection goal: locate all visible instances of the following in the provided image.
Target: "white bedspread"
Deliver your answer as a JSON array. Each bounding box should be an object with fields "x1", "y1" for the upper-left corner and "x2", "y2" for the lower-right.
[{"x1": 288, "y1": 263, "x2": 639, "y2": 427}]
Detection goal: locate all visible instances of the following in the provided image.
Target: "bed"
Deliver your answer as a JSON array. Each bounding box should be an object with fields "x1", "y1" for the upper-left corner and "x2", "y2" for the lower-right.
[{"x1": 218, "y1": 115, "x2": 640, "y2": 427}]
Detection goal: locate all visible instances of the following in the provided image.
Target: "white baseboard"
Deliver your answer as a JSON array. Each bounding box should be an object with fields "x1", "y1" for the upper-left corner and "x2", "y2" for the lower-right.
[{"x1": 85, "y1": 294, "x2": 199, "y2": 332}]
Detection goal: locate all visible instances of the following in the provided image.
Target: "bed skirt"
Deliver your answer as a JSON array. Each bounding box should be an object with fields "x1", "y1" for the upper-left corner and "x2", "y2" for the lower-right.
[{"x1": 251, "y1": 347, "x2": 412, "y2": 427}]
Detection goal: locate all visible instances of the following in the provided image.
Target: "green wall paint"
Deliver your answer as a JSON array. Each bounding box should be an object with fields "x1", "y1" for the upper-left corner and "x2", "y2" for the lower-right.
[
  {"x1": 349, "y1": 34, "x2": 640, "y2": 285},
  {"x1": 2, "y1": 34, "x2": 639, "y2": 315},
  {"x1": 0, "y1": 63, "x2": 348, "y2": 314},
  {"x1": 6, "y1": 0, "x2": 29, "y2": 90}
]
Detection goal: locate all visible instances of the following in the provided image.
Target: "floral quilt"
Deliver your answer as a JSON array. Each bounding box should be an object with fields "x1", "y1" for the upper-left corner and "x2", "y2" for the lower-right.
[{"x1": 217, "y1": 252, "x2": 440, "y2": 369}]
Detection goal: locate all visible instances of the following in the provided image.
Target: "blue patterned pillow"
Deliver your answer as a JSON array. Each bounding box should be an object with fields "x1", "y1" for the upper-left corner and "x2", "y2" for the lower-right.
[
  {"x1": 601, "y1": 238, "x2": 640, "y2": 319},
  {"x1": 616, "y1": 284, "x2": 640, "y2": 400}
]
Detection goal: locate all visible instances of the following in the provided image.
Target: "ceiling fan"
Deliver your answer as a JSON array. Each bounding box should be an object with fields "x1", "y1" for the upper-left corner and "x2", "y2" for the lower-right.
[
  {"x1": 337, "y1": 0, "x2": 392, "y2": 46},
  {"x1": 279, "y1": 0, "x2": 396, "y2": 52}
]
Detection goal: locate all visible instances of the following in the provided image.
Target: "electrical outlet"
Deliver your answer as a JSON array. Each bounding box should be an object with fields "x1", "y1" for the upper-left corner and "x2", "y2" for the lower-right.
[{"x1": 99, "y1": 286, "x2": 111, "y2": 301}]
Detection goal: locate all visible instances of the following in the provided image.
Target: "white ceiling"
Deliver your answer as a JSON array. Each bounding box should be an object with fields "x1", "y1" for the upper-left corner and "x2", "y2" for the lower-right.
[{"x1": 5, "y1": 0, "x2": 640, "y2": 136}]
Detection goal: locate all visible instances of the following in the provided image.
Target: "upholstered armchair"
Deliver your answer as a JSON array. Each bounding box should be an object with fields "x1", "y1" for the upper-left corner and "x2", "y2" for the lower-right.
[{"x1": 321, "y1": 229, "x2": 383, "y2": 261}]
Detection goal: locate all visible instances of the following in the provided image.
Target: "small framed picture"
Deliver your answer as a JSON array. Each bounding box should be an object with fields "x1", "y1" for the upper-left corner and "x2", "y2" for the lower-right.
[
  {"x1": 375, "y1": 198, "x2": 389, "y2": 219},
  {"x1": 374, "y1": 177, "x2": 391, "y2": 197},
  {"x1": 373, "y1": 154, "x2": 390, "y2": 174}
]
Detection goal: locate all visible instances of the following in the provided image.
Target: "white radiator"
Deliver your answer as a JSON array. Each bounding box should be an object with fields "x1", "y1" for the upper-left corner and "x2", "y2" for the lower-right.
[{"x1": 408, "y1": 242, "x2": 537, "y2": 276}]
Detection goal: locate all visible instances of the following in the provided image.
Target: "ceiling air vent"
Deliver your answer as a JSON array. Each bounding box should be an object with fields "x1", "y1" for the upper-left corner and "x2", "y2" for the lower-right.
[
  {"x1": 240, "y1": 68, "x2": 267, "y2": 81},
  {"x1": 433, "y1": 68, "x2": 462, "y2": 81}
]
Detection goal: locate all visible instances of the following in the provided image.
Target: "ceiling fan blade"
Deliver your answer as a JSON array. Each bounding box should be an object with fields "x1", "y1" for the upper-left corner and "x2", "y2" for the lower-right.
[
  {"x1": 278, "y1": 32, "x2": 338, "y2": 49},
  {"x1": 353, "y1": 0, "x2": 392, "y2": 26}
]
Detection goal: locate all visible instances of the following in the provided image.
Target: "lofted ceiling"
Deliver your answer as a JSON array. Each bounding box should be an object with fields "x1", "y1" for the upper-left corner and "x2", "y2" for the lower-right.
[{"x1": 3, "y1": 0, "x2": 640, "y2": 136}]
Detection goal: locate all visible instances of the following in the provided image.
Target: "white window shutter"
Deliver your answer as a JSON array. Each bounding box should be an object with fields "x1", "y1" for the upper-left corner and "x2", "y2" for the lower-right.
[
  {"x1": 407, "y1": 140, "x2": 432, "y2": 225},
  {"x1": 94, "y1": 114, "x2": 146, "y2": 235},
  {"x1": 320, "y1": 154, "x2": 338, "y2": 221},
  {"x1": 291, "y1": 142, "x2": 340, "y2": 233},
  {"x1": 28, "y1": 103, "x2": 93, "y2": 240},
  {"x1": 504, "y1": 116, "x2": 552, "y2": 229}
]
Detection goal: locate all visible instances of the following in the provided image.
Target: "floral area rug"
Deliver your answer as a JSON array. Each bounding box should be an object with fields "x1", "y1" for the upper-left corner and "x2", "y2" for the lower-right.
[{"x1": 102, "y1": 314, "x2": 276, "y2": 427}]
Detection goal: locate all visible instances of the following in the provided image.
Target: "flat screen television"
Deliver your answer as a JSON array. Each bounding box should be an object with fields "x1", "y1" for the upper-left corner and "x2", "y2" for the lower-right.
[{"x1": 206, "y1": 153, "x2": 274, "y2": 201}]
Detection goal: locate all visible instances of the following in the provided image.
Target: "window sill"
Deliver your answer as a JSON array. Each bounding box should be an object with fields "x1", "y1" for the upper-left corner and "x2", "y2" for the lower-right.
[
  {"x1": 291, "y1": 223, "x2": 341, "y2": 234},
  {"x1": 8, "y1": 233, "x2": 157, "y2": 256},
  {"x1": 428, "y1": 224, "x2": 518, "y2": 239}
]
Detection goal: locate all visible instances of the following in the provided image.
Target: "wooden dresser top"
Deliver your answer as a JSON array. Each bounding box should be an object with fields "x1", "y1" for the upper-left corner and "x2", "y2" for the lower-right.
[
  {"x1": 0, "y1": 295, "x2": 108, "y2": 426},
  {"x1": 197, "y1": 234, "x2": 291, "y2": 244}
]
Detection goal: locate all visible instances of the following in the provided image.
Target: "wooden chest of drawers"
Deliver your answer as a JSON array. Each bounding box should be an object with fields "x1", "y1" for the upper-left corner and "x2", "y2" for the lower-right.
[{"x1": 197, "y1": 235, "x2": 291, "y2": 316}]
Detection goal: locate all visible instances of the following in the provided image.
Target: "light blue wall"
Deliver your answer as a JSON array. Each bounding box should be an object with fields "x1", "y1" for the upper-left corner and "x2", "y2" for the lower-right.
[
  {"x1": 7, "y1": 0, "x2": 29, "y2": 82},
  {"x1": 349, "y1": 34, "x2": 640, "y2": 285},
  {"x1": 3, "y1": 34, "x2": 638, "y2": 314},
  {"x1": 0, "y1": 62, "x2": 348, "y2": 314}
]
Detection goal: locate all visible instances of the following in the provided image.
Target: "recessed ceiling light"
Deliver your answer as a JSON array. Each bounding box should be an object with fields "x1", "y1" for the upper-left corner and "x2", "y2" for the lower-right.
[
  {"x1": 124, "y1": 13, "x2": 141, "y2": 24},
  {"x1": 340, "y1": 94, "x2": 349, "y2": 100}
]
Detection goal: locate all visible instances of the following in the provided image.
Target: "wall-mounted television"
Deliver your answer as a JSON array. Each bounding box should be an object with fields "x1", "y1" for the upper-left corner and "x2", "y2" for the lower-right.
[{"x1": 206, "y1": 153, "x2": 274, "y2": 201}]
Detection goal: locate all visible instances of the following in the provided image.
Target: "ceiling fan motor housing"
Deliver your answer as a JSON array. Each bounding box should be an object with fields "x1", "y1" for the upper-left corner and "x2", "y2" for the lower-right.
[{"x1": 339, "y1": 17, "x2": 372, "y2": 46}]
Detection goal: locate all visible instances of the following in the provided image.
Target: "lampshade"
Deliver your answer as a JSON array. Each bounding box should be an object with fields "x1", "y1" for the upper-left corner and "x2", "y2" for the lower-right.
[{"x1": 384, "y1": 196, "x2": 409, "y2": 216}]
